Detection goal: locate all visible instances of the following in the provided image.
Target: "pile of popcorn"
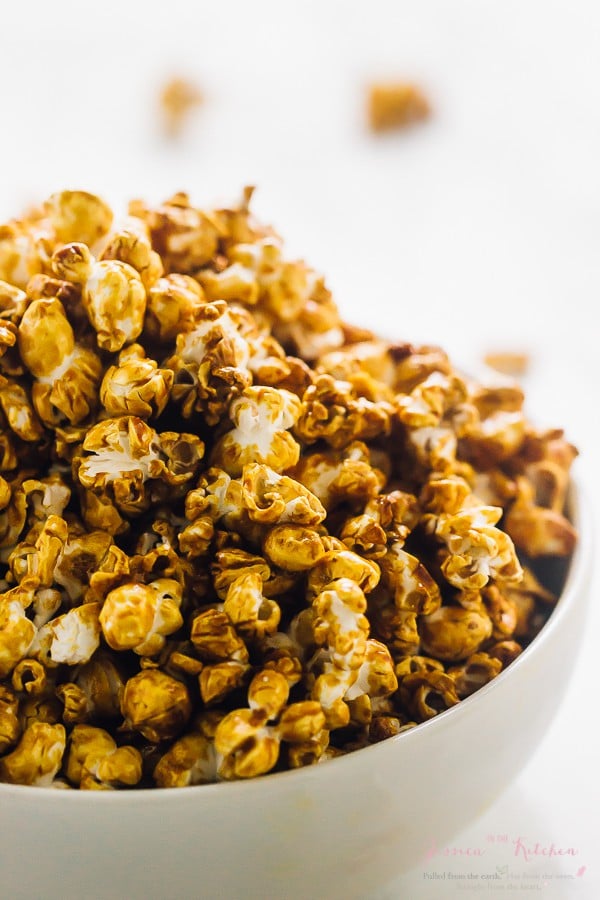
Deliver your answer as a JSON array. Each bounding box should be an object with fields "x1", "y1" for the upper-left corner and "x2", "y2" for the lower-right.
[{"x1": 0, "y1": 189, "x2": 577, "y2": 789}]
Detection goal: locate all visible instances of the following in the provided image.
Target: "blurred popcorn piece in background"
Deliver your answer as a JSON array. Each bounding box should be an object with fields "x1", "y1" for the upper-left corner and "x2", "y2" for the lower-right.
[
  {"x1": 483, "y1": 351, "x2": 531, "y2": 377},
  {"x1": 367, "y1": 81, "x2": 430, "y2": 133},
  {"x1": 159, "y1": 76, "x2": 204, "y2": 138}
]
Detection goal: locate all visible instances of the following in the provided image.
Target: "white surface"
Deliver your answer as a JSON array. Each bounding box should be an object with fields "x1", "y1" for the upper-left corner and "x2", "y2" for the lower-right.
[{"x1": 1, "y1": 1, "x2": 599, "y2": 897}]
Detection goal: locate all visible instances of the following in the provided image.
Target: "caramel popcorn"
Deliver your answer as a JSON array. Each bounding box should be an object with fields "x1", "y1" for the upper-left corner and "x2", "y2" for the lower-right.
[
  {"x1": 367, "y1": 81, "x2": 431, "y2": 133},
  {"x1": 0, "y1": 188, "x2": 577, "y2": 789},
  {"x1": 159, "y1": 77, "x2": 204, "y2": 138}
]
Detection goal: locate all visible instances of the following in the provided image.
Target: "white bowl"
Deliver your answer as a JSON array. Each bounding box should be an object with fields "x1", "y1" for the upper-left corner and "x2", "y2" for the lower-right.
[{"x1": 0, "y1": 480, "x2": 591, "y2": 900}]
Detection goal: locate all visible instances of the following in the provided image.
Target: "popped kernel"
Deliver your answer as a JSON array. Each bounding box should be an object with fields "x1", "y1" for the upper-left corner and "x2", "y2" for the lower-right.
[
  {"x1": 0, "y1": 187, "x2": 577, "y2": 789},
  {"x1": 367, "y1": 81, "x2": 431, "y2": 133}
]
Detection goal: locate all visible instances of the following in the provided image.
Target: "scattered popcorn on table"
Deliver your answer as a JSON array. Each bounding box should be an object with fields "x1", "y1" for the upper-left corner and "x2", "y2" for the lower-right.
[{"x1": 0, "y1": 188, "x2": 578, "y2": 787}]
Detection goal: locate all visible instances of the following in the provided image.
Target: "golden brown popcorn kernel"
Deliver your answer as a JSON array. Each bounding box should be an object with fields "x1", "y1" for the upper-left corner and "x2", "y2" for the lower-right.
[
  {"x1": 153, "y1": 731, "x2": 218, "y2": 787},
  {"x1": 0, "y1": 583, "x2": 37, "y2": 679},
  {"x1": 0, "y1": 380, "x2": 45, "y2": 442},
  {"x1": 0, "y1": 219, "x2": 50, "y2": 289},
  {"x1": 144, "y1": 273, "x2": 205, "y2": 343},
  {"x1": 100, "y1": 344, "x2": 174, "y2": 418},
  {"x1": 294, "y1": 374, "x2": 392, "y2": 449},
  {"x1": 74, "y1": 652, "x2": 126, "y2": 721},
  {"x1": 65, "y1": 724, "x2": 115, "y2": 786},
  {"x1": 419, "y1": 605, "x2": 493, "y2": 662},
  {"x1": 378, "y1": 545, "x2": 441, "y2": 615},
  {"x1": 46, "y1": 191, "x2": 113, "y2": 248},
  {"x1": 248, "y1": 669, "x2": 290, "y2": 719},
  {"x1": 0, "y1": 685, "x2": 21, "y2": 753},
  {"x1": 100, "y1": 580, "x2": 183, "y2": 656},
  {"x1": 504, "y1": 477, "x2": 577, "y2": 558},
  {"x1": 215, "y1": 708, "x2": 279, "y2": 779},
  {"x1": 307, "y1": 546, "x2": 380, "y2": 599},
  {"x1": 241, "y1": 463, "x2": 326, "y2": 526},
  {"x1": 190, "y1": 608, "x2": 249, "y2": 663},
  {"x1": 483, "y1": 351, "x2": 530, "y2": 377},
  {"x1": 0, "y1": 721, "x2": 66, "y2": 785},
  {"x1": 53, "y1": 242, "x2": 147, "y2": 352},
  {"x1": 368, "y1": 716, "x2": 403, "y2": 743},
  {"x1": 292, "y1": 441, "x2": 385, "y2": 511},
  {"x1": 398, "y1": 670, "x2": 459, "y2": 721},
  {"x1": 278, "y1": 701, "x2": 326, "y2": 743},
  {"x1": 11, "y1": 658, "x2": 47, "y2": 696},
  {"x1": 367, "y1": 81, "x2": 431, "y2": 133},
  {"x1": 159, "y1": 77, "x2": 204, "y2": 138},
  {"x1": 131, "y1": 192, "x2": 220, "y2": 274},
  {"x1": 101, "y1": 217, "x2": 164, "y2": 289},
  {"x1": 448, "y1": 652, "x2": 503, "y2": 699},
  {"x1": 394, "y1": 655, "x2": 445, "y2": 679},
  {"x1": 121, "y1": 669, "x2": 192, "y2": 742},
  {"x1": 211, "y1": 386, "x2": 302, "y2": 477},
  {"x1": 481, "y1": 584, "x2": 518, "y2": 640},
  {"x1": 223, "y1": 572, "x2": 281, "y2": 639},
  {"x1": 18, "y1": 296, "x2": 103, "y2": 427},
  {"x1": 199, "y1": 660, "x2": 249, "y2": 705},
  {"x1": 487, "y1": 639, "x2": 523, "y2": 669},
  {"x1": 49, "y1": 602, "x2": 101, "y2": 665},
  {"x1": 86, "y1": 744, "x2": 143, "y2": 789},
  {"x1": 263, "y1": 524, "x2": 327, "y2": 572},
  {"x1": 56, "y1": 682, "x2": 91, "y2": 725},
  {"x1": 421, "y1": 475, "x2": 523, "y2": 590}
]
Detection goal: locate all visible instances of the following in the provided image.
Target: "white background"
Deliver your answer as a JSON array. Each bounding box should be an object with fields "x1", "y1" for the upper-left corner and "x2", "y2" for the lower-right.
[{"x1": 1, "y1": 2, "x2": 599, "y2": 897}]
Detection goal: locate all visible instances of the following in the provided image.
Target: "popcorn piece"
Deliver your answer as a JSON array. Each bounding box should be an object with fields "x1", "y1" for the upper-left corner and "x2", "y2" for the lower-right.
[
  {"x1": 166, "y1": 300, "x2": 254, "y2": 424},
  {"x1": 101, "y1": 216, "x2": 163, "y2": 289},
  {"x1": 397, "y1": 671, "x2": 459, "y2": 722},
  {"x1": 211, "y1": 386, "x2": 302, "y2": 476},
  {"x1": 11, "y1": 659, "x2": 47, "y2": 696},
  {"x1": 159, "y1": 77, "x2": 204, "y2": 138},
  {"x1": 100, "y1": 579, "x2": 183, "y2": 656},
  {"x1": 295, "y1": 373, "x2": 392, "y2": 449},
  {"x1": 504, "y1": 476, "x2": 577, "y2": 558},
  {"x1": 100, "y1": 344, "x2": 173, "y2": 418},
  {"x1": 421, "y1": 476, "x2": 522, "y2": 590},
  {"x1": 241, "y1": 463, "x2": 326, "y2": 526},
  {"x1": 367, "y1": 81, "x2": 431, "y2": 133},
  {"x1": 309, "y1": 578, "x2": 370, "y2": 728},
  {"x1": 153, "y1": 731, "x2": 219, "y2": 787},
  {"x1": 223, "y1": 572, "x2": 281, "y2": 639},
  {"x1": 0, "y1": 582, "x2": 37, "y2": 679},
  {"x1": 483, "y1": 351, "x2": 530, "y2": 377},
  {"x1": 0, "y1": 685, "x2": 20, "y2": 753},
  {"x1": 46, "y1": 191, "x2": 113, "y2": 247},
  {"x1": 50, "y1": 603, "x2": 101, "y2": 665},
  {"x1": 75, "y1": 416, "x2": 203, "y2": 516},
  {"x1": 448, "y1": 652, "x2": 503, "y2": 699},
  {"x1": 53, "y1": 242, "x2": 146, "y2": 352},
  {"x1": 130, "y1": 192, "x2": 220, "y2": 274},
  {"x1": 292, "y1": 441, "x2": 385, "y2": 511},
  {"x1": 0, "y1": 722, "x2": 66, "y2": 785},
  {"x1": 419, "y1": 606, "x2": 493, "y2": 662},
  {"x1": 66, "y1": 724, "x2": 142, "y2": 790},
  {"x1": 144, "y1": 274, "x2": 205, "y2": 343},
  {"x1": 190, "y1": 609, "x2": 249, "y2": 663},
  {"x1": 18, "y1": 297, "x2": 103, "y2": 427},
  {"x1": 263, "y1": 525, "x2": 328, "y2": 573},
  {"x1": 121, "y1": 669, "x2": 192, "y2": 742}
]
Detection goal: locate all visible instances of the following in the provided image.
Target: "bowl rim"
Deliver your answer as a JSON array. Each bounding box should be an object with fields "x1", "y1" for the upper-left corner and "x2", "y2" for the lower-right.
[{"x1": 0, "y1": 472, "x2": 592, "y2": 804}]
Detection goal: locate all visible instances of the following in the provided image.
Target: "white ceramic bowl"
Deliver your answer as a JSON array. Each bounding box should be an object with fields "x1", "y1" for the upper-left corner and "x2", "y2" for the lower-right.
[{"x1": 0, "y1": 480, "x2": 591, "y2": 900}]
